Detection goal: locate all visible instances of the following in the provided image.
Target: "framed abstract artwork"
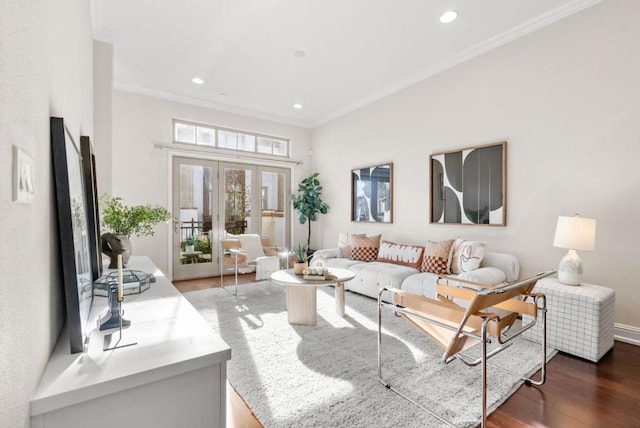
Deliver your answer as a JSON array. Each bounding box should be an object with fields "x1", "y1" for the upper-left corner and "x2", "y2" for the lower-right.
[
  {"x1": 80, "y1": 136, "x2": 102, "y2": 281},
  {"x1": 351, "y1": 162, "x2": 393, "y2": 223},
  {"x1": 51, "y1": 117, "x2": 94, "y2": 353},
  {"x1": 430, "y1": 142, "x2": 506, "y2": 226}
]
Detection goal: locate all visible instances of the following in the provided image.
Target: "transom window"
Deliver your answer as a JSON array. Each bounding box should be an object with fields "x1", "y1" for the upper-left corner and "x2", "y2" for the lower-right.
[{"x1": 173, "y1": 120, "x2": 289, "y2": 157}]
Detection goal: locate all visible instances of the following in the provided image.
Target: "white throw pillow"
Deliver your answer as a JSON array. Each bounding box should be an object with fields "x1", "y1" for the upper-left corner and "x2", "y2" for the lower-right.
[{"x1": 450, "y1": 239, "x2": 487, "y2": 274}]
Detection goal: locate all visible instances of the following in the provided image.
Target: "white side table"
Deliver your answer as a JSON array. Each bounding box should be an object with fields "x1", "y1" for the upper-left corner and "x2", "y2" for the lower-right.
[{"x1": 523, "y1": 277, "x2": 615, "y2": 362}]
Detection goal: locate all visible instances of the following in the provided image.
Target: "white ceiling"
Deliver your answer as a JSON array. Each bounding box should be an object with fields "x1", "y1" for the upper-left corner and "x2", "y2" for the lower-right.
[{"x1": 92, "y1": 0, "x2": 599, "y2": 128}]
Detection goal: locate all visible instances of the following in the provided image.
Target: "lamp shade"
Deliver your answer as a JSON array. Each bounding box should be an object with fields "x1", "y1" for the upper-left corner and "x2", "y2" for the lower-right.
[{"x1": 553, "y1": 215, "x2": 596, "y2": 251}]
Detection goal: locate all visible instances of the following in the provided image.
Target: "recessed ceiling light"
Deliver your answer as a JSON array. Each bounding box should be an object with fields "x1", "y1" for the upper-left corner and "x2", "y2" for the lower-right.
[
  {"x1": 191, "y1": 77, "x2": 204, "y2": 85},
  {"x1": 293, "y1": 103, "x2": 303, "y2": 109},
  {"x1": 293, "y1": 50, "x2": 306, "y2": 58},
  {"x1": 440, "y1": 10, "x2": 458, "y2": 23}
]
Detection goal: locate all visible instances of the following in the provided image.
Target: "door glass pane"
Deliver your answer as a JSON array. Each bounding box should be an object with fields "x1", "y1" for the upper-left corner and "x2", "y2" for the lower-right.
[
  {"x1": 179, "y1": 164, "x2": 213, "y2": 265},
  {"x1": 260, "y1": 171, "x2": 286, "y2": 247},
  {"x1": 223, "y1": 167, "x2": 252, "y2": 235}
]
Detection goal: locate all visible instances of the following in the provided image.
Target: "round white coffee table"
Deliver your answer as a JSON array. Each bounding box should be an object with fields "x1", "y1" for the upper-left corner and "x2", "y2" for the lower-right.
[{"x1": 270, "y1": 268, "x2": 355, "y2": 326}]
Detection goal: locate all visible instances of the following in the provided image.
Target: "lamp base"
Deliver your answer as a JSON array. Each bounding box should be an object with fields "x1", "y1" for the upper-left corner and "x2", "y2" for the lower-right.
[{"x1": 558, "y1": 249, "x2": 583, "y2": 286}]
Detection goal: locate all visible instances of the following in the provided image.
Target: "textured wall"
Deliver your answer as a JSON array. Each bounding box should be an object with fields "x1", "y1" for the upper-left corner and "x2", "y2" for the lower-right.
[
  {"x1": 312, "y1": 0, "x2": 640, "y2": 327},
  {"x1": 0, "y1": 1, "x2": 93, "y2": 426}
]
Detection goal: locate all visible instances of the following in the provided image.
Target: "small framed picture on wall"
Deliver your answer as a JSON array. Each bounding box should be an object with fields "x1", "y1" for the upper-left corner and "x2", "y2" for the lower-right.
[{"x1": 351, "y1": 163, "x2": 393, "y2": 223}]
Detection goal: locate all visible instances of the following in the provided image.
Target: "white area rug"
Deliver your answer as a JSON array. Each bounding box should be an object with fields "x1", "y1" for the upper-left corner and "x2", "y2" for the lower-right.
[{"x1": 185, "y1": 282, "x2": 555, "y2": 428}]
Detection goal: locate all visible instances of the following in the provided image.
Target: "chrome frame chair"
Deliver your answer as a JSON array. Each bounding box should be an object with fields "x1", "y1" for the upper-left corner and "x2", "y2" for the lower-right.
[
  {"x1": 219, "y1": 234, "x2": 281, "y2": 296},
  {"x1": 377, "y1": 270, "x2": 555, "y2": 427}
]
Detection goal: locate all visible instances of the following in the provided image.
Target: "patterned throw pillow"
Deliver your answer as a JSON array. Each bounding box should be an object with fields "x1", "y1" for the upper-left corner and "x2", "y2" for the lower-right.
[
  {"x1": 338, "y1": 233, "x2": 366, "y2": 258},
  {"x1": 377, "y1": 240, "x2": 425, "y2": 269},
  {"x1": 449, "y1": 239, "x2": 487, "y2": 274},
  {"x1": 350, "y1": 234, "x2": 381, "y2": 262},
  {"x1": 420, "y1": 239, "x2": 455, "y2": 274}
]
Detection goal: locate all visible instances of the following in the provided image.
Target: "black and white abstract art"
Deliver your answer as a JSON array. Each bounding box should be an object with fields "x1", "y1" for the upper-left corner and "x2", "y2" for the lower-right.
[
  {"x1": 430, "y1": 142, "x2": 506, "y2": 226},
  {"x1": 351, "y1": 163, "x2": 393, "y2": 223}
]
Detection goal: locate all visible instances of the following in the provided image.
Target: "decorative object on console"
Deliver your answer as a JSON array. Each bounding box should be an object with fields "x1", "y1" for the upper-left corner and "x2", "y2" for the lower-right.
[
  {"x1": 350, "y1": 234, "x2": 381, "y2": 261},
  {"x1": 553, "y1": 214, "x2": 597, "y2": 285},
  {"x1": 351, "y1": 162, "x2": 393, "y2": 223},
  {"x1": 100, "y1": 194, "x2": 172, "y2": 265},
  {"x1": 290, "y1": 172, "x2": 329, "y2": 249},
  {"x1": 420, "y1": 239, "x2": 455, "y2": 274},
  {"x1": 449, "y1": 239, "x2": 487, "y2": 274},
  {"x1": 50, "y1": 117, "x2": 94, "y2": 354},
  {"x1": 430, "y1": 142, "x2": 506, "y2": 225},
  {"x1": 100, "y1": 232, "x2": 129, "y2": 269},
  {"x1": 93, "y1": 269, "x2": 155, "y2": 296},
  {"x1": 377, "y1": 240, "x2": 424, "y2": 269}
]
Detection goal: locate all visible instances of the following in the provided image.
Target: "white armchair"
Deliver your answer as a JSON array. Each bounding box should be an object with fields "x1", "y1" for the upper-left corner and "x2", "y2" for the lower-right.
[{"x1": 220, "y1": 233, "x2": 280, "y2": 295}]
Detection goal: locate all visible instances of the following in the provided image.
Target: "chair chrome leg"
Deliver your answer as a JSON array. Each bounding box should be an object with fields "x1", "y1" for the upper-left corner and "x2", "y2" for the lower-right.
[
  {"x1": 481, "y1": 318, "x2": 489, "y2": 428},
  {"x1": 220, "y1": 253, "x2": 238, "y2": 296}
]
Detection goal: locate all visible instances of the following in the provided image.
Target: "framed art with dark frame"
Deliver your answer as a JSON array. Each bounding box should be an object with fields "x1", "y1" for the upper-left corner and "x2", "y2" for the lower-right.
[
  {"x1": 51, "y1": 117, "x2": 94, "y2": 354},
  {"x1": 351, "y1": 162, "x2": 393, "y2": 223},
  {"x1": 80, "y1": 136, "x2": 101, "y2": 281},
  {"x1": 430, "y1": 142, "x2": 507, "y2": 226}
]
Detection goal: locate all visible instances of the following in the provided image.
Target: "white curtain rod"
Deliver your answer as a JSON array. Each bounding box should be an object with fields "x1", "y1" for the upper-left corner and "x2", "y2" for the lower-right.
[{"x1": 153, "y1": 143, "x2": 303, "y2": 166}]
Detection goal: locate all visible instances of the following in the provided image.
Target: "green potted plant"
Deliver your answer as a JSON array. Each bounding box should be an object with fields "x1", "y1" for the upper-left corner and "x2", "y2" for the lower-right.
[
  {"x1": 290, "y1": 172, "x2": 329, "y2": 251},
  {"x1": 100, "y1": 195, "x2": 172, "y2": 266},
  {"x1": 184, "y1": 234, "x2": 198, "y2": 253},
  {"x1": 292, "y1": 243, "x2": 309, "y2": 274}
]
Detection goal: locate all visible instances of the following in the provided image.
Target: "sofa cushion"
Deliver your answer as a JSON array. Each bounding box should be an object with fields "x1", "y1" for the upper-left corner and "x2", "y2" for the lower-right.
[
  {"x1": 377, "y1": 240, "x2": 425, "y2": 269},
  {"x1": 450, "y1": 239, "x2": 487, "y2": 274},
  {"x1": 351, "y1": 234, "x2": 381, "y2": 261},
  {"x1": 345, "y1": 261, "x2": 419, "y2": 300},
  {"x1": 420, "y1": 239, "x2": 455, "y2": 274},
  {"x1": 338, "y1": 232, "x2": 366, "y2": 258}
]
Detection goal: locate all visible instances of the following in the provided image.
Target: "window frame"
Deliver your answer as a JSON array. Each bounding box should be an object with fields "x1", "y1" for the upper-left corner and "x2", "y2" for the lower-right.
[{"x1": 173, "y1": 119, "x2": 290, "y2": 158}]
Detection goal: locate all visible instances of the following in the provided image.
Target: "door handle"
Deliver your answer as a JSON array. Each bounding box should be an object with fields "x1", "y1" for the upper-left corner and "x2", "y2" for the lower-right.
[{"x1": 173, "y1": 218, "x2": 180, "y2": 233}]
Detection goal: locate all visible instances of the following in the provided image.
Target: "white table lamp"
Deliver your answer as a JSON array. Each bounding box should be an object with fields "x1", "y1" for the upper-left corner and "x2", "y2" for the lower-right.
[{"x1": 553, "y1": 214, "x2": 596, "y2": 285}]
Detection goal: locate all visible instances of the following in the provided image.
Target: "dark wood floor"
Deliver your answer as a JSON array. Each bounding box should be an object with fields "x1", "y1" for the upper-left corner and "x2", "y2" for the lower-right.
[{"x1": 174, "y1": 276, "x2": 640, "y2": 428}]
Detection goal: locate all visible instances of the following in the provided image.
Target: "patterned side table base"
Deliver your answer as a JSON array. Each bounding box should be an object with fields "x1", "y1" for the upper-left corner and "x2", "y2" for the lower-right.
[{"x1": 523, "y1": 278, "x2": 615, "y2": 362}]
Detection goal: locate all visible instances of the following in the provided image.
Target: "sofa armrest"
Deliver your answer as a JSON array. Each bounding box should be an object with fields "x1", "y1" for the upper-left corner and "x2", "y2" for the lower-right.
[
  {"x1": 313, "y1": 248, "x2": 340, "y2": 259},
  {"x1": 481, "y1": 252, "x2": 520, "y2": 282}
]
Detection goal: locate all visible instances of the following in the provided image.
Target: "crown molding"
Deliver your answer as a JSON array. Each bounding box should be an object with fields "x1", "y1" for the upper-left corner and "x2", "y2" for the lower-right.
[{"x1": 113, "y1": 84, "x2": 313, "y2": 129}]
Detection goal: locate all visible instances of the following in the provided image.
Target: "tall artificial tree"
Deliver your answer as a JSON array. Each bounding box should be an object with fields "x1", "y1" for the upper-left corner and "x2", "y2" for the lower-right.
[{"x1": 290, "y1": 172, "x2": 329, "y2": 249}]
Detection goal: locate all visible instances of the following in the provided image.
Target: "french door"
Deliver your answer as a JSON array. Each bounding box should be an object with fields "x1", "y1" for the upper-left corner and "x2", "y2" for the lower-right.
[{"x1": 172, "y1": 157, "x2": 290, "y2": 280}]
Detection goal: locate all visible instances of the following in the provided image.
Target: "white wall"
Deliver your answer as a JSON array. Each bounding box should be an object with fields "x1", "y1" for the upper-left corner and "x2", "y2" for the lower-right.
[
  {"x1": 0, "y1": 1, "x2": 93, "y2": 427},
  {"x1": 312, "y1": 0, "x2": 640, "y2": 328},
  {"x1": 111, "y1": 90, "x2": 313, "y2": 275},
  {"x1": 93, "y1": 40, "x2": 114, "y2": 195}
]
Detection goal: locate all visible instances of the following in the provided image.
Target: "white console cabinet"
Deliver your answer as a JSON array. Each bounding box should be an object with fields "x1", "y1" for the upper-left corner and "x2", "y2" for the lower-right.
[{"x1": 31, "y1": 257, "x2": 231, "y2": 428}]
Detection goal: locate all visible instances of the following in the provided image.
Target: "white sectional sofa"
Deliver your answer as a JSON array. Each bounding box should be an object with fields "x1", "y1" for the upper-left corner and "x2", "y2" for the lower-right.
[{"x1": 314, "y1": 238, "x2": 520, "y2": 301}]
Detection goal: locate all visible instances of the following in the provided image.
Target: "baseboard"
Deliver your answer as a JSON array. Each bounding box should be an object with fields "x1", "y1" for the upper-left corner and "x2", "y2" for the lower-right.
[{"x1": 614, "y1": 323, "x2": 640, "y2": 346}]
